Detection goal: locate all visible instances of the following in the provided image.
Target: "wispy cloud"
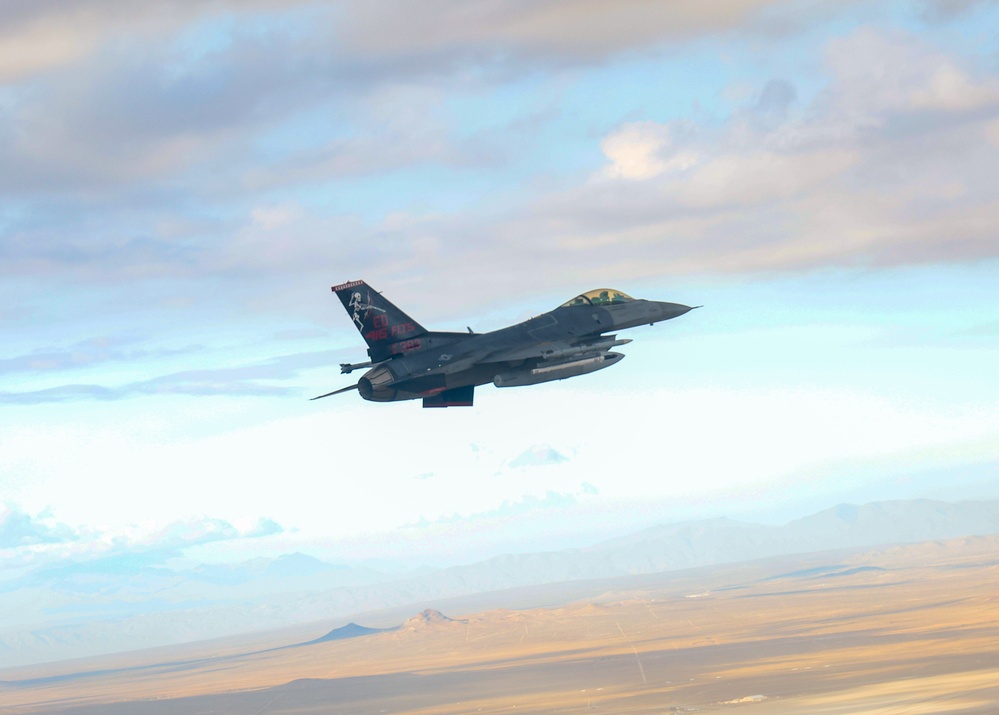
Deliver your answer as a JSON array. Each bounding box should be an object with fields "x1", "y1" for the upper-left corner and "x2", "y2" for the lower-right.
[
  {"x1": 0, "y1": 337, "x2": 201, "y2": 376},
  {"x1": 331, "y1": 0, "x2": 847, "y2": 66},
  {"x1": 0, "y1": 349, "x2": 342, "y2": 404}
]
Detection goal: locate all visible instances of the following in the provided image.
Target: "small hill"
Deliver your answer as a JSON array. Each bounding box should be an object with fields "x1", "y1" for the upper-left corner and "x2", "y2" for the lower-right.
[
  {"x1": 404, "y1": 609, "x2": 464, "y2": 630},
  {"x1": 304, "y1": 622, "x2": 395, "y2": 645}
]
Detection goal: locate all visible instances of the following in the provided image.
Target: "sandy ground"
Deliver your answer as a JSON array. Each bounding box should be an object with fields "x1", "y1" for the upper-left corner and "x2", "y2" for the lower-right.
[{"x1": 3, "y1": 536, "x2": 999, "y2": 714}]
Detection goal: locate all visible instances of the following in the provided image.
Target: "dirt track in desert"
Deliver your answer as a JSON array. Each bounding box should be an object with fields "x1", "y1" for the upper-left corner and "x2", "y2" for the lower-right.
[{"x1": 3, "y1": 536, "x2": 999, "y2": 714}]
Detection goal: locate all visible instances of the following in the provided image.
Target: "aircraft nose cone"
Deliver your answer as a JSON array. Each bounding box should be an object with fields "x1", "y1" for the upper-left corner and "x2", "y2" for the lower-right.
[{"x1": 656, "y1": 301, "x2": 696, "y2": 321}]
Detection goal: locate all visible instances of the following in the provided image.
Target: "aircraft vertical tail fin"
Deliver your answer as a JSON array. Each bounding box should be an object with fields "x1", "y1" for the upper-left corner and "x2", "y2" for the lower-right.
[{"x1": 332, "y1": 280, "x2": 428, "y2": 362}]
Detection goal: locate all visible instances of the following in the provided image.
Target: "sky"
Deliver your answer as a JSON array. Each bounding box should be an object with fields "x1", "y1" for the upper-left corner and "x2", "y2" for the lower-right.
[{"x1": 2, "y1": 0, "x2": 999, "y2": 578}]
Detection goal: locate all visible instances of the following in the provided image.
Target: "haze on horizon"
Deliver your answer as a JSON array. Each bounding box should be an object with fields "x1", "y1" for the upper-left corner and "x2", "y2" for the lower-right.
[{"x1": 2, "y1": 0, "x2": 999, "y2": 588}]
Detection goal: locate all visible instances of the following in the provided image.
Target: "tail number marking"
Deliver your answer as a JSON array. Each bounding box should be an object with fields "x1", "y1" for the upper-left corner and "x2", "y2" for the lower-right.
[{"x1": 391, "y1": 339, "x2": 422, "y2": 354}]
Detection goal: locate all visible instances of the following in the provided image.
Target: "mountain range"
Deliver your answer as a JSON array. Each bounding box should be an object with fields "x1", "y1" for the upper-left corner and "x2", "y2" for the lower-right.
[{"x1": 3, "y1": 498, "x2": 999, "y2": 668}]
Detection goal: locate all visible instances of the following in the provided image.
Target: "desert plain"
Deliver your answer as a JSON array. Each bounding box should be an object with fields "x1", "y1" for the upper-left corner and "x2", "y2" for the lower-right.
[{"x1": 3, "y1": 535, "x2": 999, "y2": 714}]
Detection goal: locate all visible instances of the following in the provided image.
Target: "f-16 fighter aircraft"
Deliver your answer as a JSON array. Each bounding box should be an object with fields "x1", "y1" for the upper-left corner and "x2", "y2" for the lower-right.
[{"x1": 313, "y1": 280, "x2": 695, "y2": 407}]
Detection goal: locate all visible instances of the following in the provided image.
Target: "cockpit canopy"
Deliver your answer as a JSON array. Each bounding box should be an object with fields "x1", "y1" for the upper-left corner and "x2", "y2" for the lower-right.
[{"x1": 560, "y1": 289, "x2": 635, "y2": 308}]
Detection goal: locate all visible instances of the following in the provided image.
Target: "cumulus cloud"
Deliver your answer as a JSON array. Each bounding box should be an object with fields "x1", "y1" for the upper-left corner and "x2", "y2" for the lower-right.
[
  {"x1": 599, "y1": 122, "x2": 698, "y2": 180},
  {"x1": 0, "y1": 504, "x2": 75, "y2": 548},
  {"x1": 1, "y1": 507, "x2": 285, "y2": 572},
  {"x1": 124, "y1": 515, "x2": 283, "y2": 551}
]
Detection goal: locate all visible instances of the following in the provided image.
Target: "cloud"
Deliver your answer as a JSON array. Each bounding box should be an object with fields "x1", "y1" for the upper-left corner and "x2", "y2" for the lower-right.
[
  {"x1": 909, "y1": 62, "x2": 999, "y2": 111},
  {"x1": 0, "y1": 1, "x2": 318, "y2": 83},
  {"x1": 0, "y1": 0, "x2": 875, "y2": 200},
  {"x1": 231, "y1": 25, "x2": 999, "y2": 303},
  {"x1": 674, "y1": 149, "x2": 859, "y2": 209},
  {"x1": 507, "y1": 445, "x2": 570, "y2": 469},
  {"x1": 0, "y1": 349, "x2": 342, "y2": 404},
  {"x1": 404, "y1": 487, "x2": 594, "y2": 529},
  {"x1": 0, "y1": 11, "x2": 97, "y2": 83},
  {"x1": 819, "y1": 26, "x2": 999, "y2": 120},
  {"x1": 0, "y1": 337, "x2": 201, "y2": 377},
  {"x1": 1, "y1": 6, "x2": 366, "y2": 204},
  {"x1": 250, "y1": 203, "x2": 305, "y2": 231},
  {"x1": 1, "y1": 39, "x2": 288, "y2": 196},
  {"x1": 918, "y1": 0, "x2": 999, "y2": 22},
  {"x1": 336, "y1": 0, "x2": 837, "y2": 66},
  {"x1": 1, "y1": 6, "x2": 997, "y2": 344},
  {"x1": 5, "y1": 21, "x2": 995, "y2": 360},
  {"x1": 0, "y1": 1, "x2": 505, "y2": 204},
  {"x1": 754, "y1": 78, "x2": 797, "y2": 117},
  {"x1": 483, "y1": 27, "x2": 999, "y2": 282},
  {"x1": 599, "y1": 122, "x2": 698, "y2": 180},
  {"x1": 0, "y1": 509, "x2": 285, "y2": 573},
  {"x1": 0, "y1": 0, "x2": 857, "y2": 87},
  {"x1": 128, "y1": 515, "x2": 283, "y2": 552},
  {"x1": 0, "y1": 504, "x2": 76, "y2": 548}
]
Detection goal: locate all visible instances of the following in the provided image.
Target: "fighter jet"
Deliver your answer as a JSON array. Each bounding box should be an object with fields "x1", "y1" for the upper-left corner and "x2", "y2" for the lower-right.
[{"x1": 313, "y1": 280, "x2": 695, "y2": 407}]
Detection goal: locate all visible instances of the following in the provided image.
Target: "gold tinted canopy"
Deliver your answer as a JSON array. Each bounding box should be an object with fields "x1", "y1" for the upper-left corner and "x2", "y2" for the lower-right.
[{"x1": 560, "y1": 289, "x2": 635, "y2": 308}]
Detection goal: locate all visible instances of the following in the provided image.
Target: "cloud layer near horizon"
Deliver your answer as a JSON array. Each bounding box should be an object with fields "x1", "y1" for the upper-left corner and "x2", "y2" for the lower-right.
[{"x1": 0, "y1": 501, "x2": 283, "y2": 569}]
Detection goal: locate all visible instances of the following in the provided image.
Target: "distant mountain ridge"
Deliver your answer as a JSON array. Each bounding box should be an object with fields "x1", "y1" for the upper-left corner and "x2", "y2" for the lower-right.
[
  {"x1": 187, "y1": 552, "x2": 386, "y2": 588},
  {"x1": 377, "y1": 499, "x2": 999, "y2": 598},
  {"x1": 3, "y1": 498, "x2": 999, "y2": 668},
  {"x1": 578, "y1": 499, "x2": 999, "y2": 575}
]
